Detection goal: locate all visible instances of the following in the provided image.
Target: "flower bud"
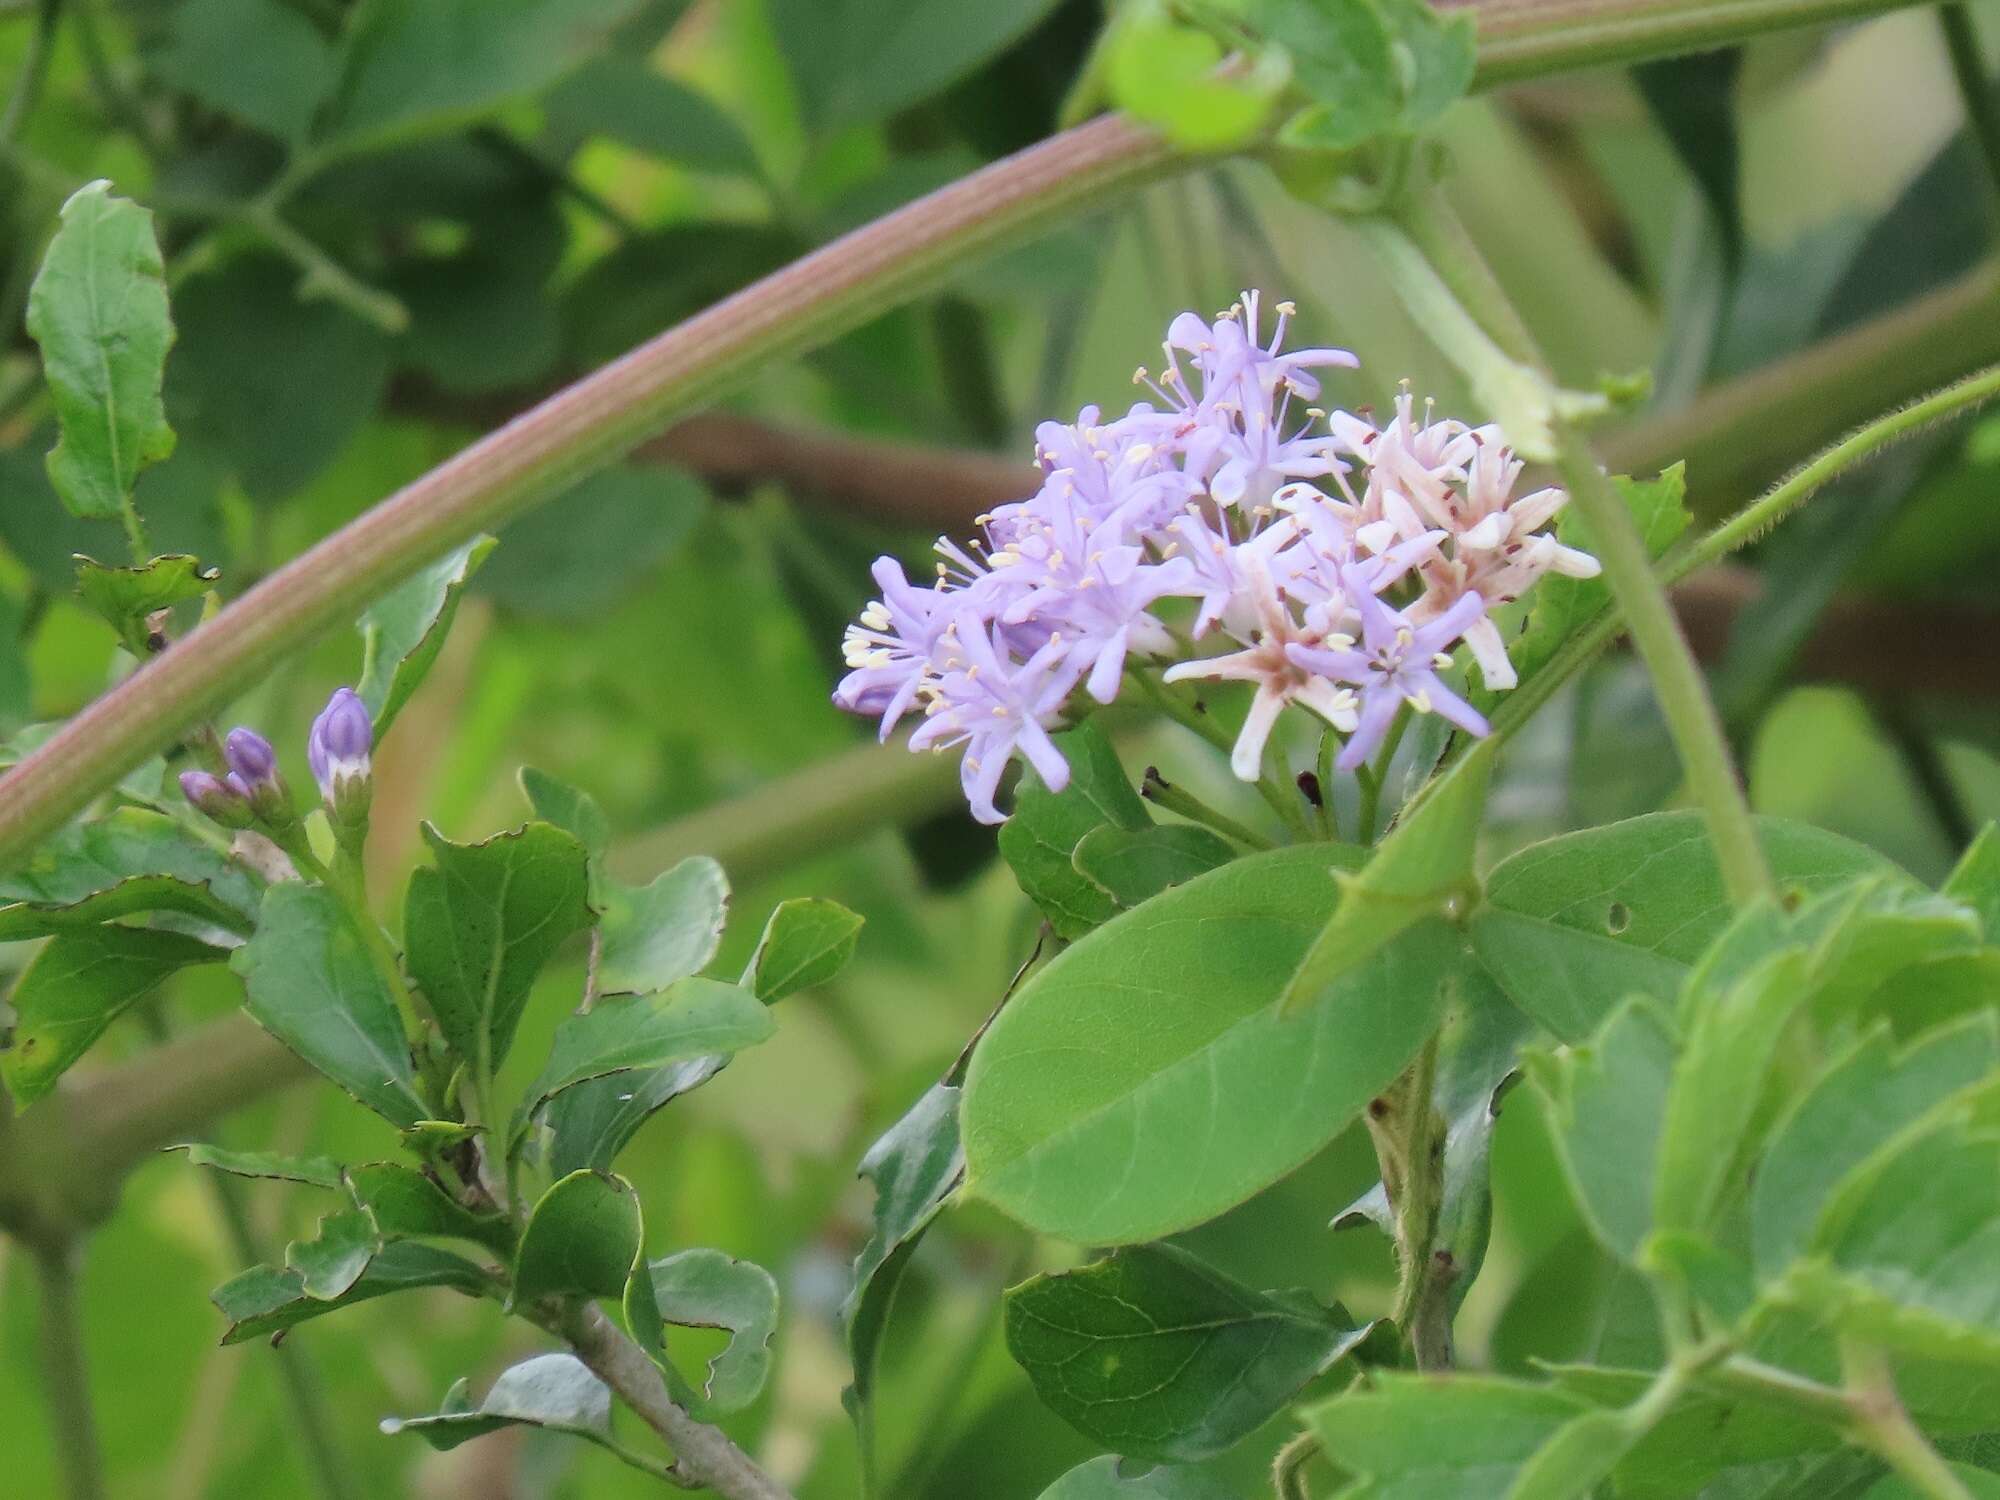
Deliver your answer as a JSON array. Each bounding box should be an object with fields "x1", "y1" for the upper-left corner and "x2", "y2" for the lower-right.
[
  {"x1": 308, "y1": 686, "x2": 374, "y2": 828},
  {"x1": 180, "y1": 769, "x2": 253, "y2": 830},
  {"x1": 222, "y1": 725, "x2": 294, "y2": 824}
]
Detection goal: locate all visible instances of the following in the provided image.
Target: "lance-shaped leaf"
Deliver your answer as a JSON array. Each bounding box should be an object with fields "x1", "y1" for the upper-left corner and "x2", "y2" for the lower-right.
[
  {"x1": 844, "y1": 1079, "x2": 963, "y2": 1418},
  {"x1": 171, "y1": 1144, "x2": 345, "y2": 1189},
  {"x1": 232, "y1": 883, "x2": 428, "y2": 1127},
  {"x1": 404, "y1": 821, "x2": 593, "y2": 1085},
  {"x1": 597, "y1": 855, "x2": 729, "y2": 998},
  {"x1": 1, "y1": 925, "x2": 222, "y2": 1103},
  {"x1": 999, "y1": 721, "x2": 1150, "y2": 939},
  {"x1": 511, "y1": 1170, "x2": 643, "y2": 1307},
  {"x1": 0, "y1": 806, "x2": 262, "y2": 942},
  {"x1": 1279, "y1": 739, "x2": 1492, "y2": 1016},
  {"x1": 1753, "y1": 1013, "x2": 2000, "y2": 1279},
  {"x1": 381, "y1": 1354, "x2": 614, "y2": 1453},
  {"x1": 25, "y1": 181, "x2": 176, "y2": 521},
  {"x1": 742, "y1": 897, "x2": 862, "y2": 1002},
  {"x1": 1303, "y1": 1374, "x2": 1590, "y2": 1499},
  {"x1": 963, "y1": 844, "x2": 1463, "y2": 1245},
  {"x1": 513, "y1": 978, "x2": 775, "y2": 1147},
  {"x1": 1037, "y1": 1456, "x2": 1237, "y2": 1499},
  {"x1": 212, "y1": 1242, "x2": 490, "y2": 1344},
  {"x1": 623, "y1": 1248, "x2": 780, "y2": 1417},
  {"x1": 356, "y1": 535, "x2": 495, "y2": 740},
  {"x1": 74, "y1": 553, "x2": 218, "y2": 655},
  {"x1": 1007, "y1": 1242, "x2": 1374, "y2": 1462},
  {"x1": 287, "y1": 1208, "x2": 383, "y2": 1301}
]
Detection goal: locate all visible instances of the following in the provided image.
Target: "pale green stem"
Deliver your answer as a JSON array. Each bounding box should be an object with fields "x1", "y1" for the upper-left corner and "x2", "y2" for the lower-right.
[
  {"x1": 1140, "y1": 767, "x2": 1275, "y2": 850},
  {"x1": 1315, "y1": 726, "x2": 1340, "y2": 840},
  {"x1": 32, "y1": 1240, "x2": 104, "y2": 1500},
  {"x1": 1841, "y1": 1338, "x2": 1977, "y2": 1500},
  {"x1": 238, "y1": 202, "x2": 410, "y2": 335}
]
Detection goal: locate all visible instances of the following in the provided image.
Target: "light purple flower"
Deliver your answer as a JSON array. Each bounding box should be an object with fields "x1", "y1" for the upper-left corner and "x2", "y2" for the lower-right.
[
  {"x1": 180, "y1": 769, "x2": 253, "y2": 829},
  {"x1": 906, "y1": 626, "x2": 1075, "y2": 824},
  {"x1": 222, "y1": 728, "x2": 278, "y2": 789},
  {"x1": 834, "y1": 557, "x2": 962, "y2": 739},
  {"x1": 308, "y1": 687, "x2": 372, "y2": 801}
]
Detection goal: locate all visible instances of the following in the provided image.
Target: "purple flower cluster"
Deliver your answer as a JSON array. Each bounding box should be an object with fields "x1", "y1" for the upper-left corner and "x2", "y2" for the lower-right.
[{"x1": 834, "y1": 292, "x2": 1600, "y2": 823}]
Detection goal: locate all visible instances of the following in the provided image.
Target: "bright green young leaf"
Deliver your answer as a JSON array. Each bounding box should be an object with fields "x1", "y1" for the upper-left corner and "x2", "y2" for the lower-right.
[
  {"x1": 73, "y1": 553, "x2": 218, "y2": 655},
  {"x1": 25, "y1": 181, "x2": 176, "y2": 522},
  {"x1": 286, "y1": 1208, "x2": 383, "y2": 1300},
  {"x1": 1304, "y1": 1374, "x2": 1590, "y2": 1499},
  {"x1": 1036, "y1": 1456, "x2": 1238, "y2": 1499},
  {"x1": 171, "y1": 1144, "x2": 345, "y2": 1189},
  {"x1": 380, "y1": 1353, "x2": 614, "y2": 1454},
  {"x1": 519, "y1": 767, "x2": 610, "y2": 861},
  {"x1": 1254, "y1": 0, "x2": 1403, "y2": 150},
  {"x1": 1006, "y1": 1242, "x2": 1373, "y2": 1463},
  {"x1": 344, "y1": 1162, "x2": 513, "y2": 1256},
  {"x1": 1863, "y1": 1467, "x2": 2000, "y2": 1499},
  {"x1": 543, "y1": 58, "x2": 762, "y2": 176},
  {"x1": 1, "y1": 925, "x2": 221, "y2": 1103},
  {"x1": 1071, "y1": 822, "x2": 1237, "y2": 910},
  {"x1": 153, "y1": 0, "x2": 338, "y2": 142},
  {"x1": 1103, "y1": 1, "x2": 1285, "y2": 150},
  {"x1": 513, "y1": 978, "x2": 775, "y2": 1146},
  {"x1": 1505, "y1": 1404, "x2": 1662, "y2": 1500},
  {"x1": 512, "y1": 1170, "x2": 642, "y2": 1307},
  {"x1": 403, "y1": 821, "x2": 593, "y2": 1085},
  {"x1": 998, "y1": 721, "x2": 1149, "y2": 939},
  {"x1": 628, "y1": 1249, "x2": 780, "y2": 1417},
  {"x1": 1280, "y1": 739, "x2": 1491, "y2": 1016},
  {"x1": 1942, "y1": 824, "x2": 2000, "y2": 938},
  {"x1": 845, "y1": 1080, "x2": 963, "y2": 1417},
  {"x1": 232, "y1": 882, "x2": 428, "y2": 1127},
  {"x1": 597, "y1": 856, "x2": 729, "y2": 998},
  {"x1": 0, "y1": 805, "x2": 262, "y2": 941},
  {"x1": 742, "y1": 897, "x2": 862, "y2": 1003},
  {"x1": 1754, "y1": 1013, "x2": 2000, "y2": 1278},
  {"x1": 212, "y1": 1242, "x2": 491, "y2": 1344},
  {"x1": 1523, "y1": 999, "x2": 1679, "y2": 1262},
  {"x1": 963, "y1": 844, "x2": 1465, "y2": 1245},
  {"x1": 356, "y1": 535, "x2": 496, "y2": 740}
]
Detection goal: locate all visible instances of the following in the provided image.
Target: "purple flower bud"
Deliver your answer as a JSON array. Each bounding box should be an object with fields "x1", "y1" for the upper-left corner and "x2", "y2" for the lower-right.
[
  {"x1": 309, "y1": 687, "x2": 374, "y2": 830},
  {"x1": 223, "y1": 727, "x2": 279, "y2": 787},
  {"x1": 180, "y1": 769, "x2": 253, "y2": 830}
]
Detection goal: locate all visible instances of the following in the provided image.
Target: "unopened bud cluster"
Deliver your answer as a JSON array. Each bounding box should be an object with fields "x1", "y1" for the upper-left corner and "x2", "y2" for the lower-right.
[{"x1": 180, "y1": 685, "x2": 374, "y2": 841}]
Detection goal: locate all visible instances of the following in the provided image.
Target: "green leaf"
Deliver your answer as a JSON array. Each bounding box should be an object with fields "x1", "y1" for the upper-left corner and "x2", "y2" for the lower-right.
[
  {"x1": 153, "y1": 0, "x2": 338, "y2": 142},
  {"x1": 1102, "y1": 2, "x2": 1284, "y2": 150},
  {"x1": 1505, "y1": 1405, "x2": 1662, "y2": 1500},
  {"x1": 519, "y1": 767, "x2": 609, "y2": 861},
  {"x1": 404, "y1": 821, "x2": 593, "y2": 1088},
  {"x1": 1036, "y1": 1456, "x2": 1237, "y2": 1499},
  {"x1": 512, "y1": 1170, "x2": 642, "y2": 1307},
  {"x1": 1943, "y1": 824, "x2": 2000, "y2": 939},
  {"x1": 542, "y1": 59, "x2": 761, "y2": 176},
  {"x1": 1754, "y1": 1013, "x2": 2000, "y2": 1279},
  {"x1": 356, "y1": 536, "x2": 497, "y2": 740},
  {"x1": 73, "y1": 553, "x2": 218, "y2": 655},
  {"x1": 321, "y1": 0, "x2": 649, "y2": 153},
  {"x1": 627, "y1": 1248, "x2": 780, "y2": 1417},
  {"x1": 286, "y1": 1208, "x2": 383, "y2": 1300},
  {"x1": 212, "y1": 1241, "x2": 490, "y2": 1344},
  {"x1": 1, "y1": 925, "x2": 222, "y2": 1103},
  {"x1": 0, "y1": 806, "x2": 263, "y2": 942},
  {"x1": 1523, "y1": 999, "x2": 1679, "y2": 1262},
  {"x1": 597, "y1": 856, "x2": 729, "y2": 998},
  {"x1": 769, "y1": 0, "x2": 1064, "y2": 131},
  {"x1": 1303, "y1": 1374, "x2": 1589, "y2": 1499},
  {"x1": 344, "y1": 1163, "x2": 513, "y2": 1256},
  {"x1": 25, "y1": 181, "x2": 176, "y2": 522},
  {"x1": 513, "y1": 979, "x2": 776, "y2": 1147},
  {"x1": 170, "y1": 1144, "x2": 345, "y2": 1189},
  {"x1": 543, "y1": 1054, "x2": 730, "y2": 1178},
  {"x1": 844, "y1": 1080, "x2": 963, "y2": 1413},
  {"x1": 1279, "y1": 738, "x2": 1491, "y2": 1016},
  {"x1": 1863, "y1": 1467, "x2": 2000, "y2": 1499},
  {"x1": 1006, "y1": 1242, "x2": 1373, "y2": 1463},
  {"x1": 474, "y1": 465, "x2": 708, "y2": 618},
  {"x1": 962, "y1": 844, "x2": 1465, "y2": 1245},
  {"x1": 1468, "y1": 908, "x2": 1688, "y2": 1044},
  {"x1": 381, "y1": 1353, "x2": 614, "y2": 1453},
  {"x1": 1254, "y1": 0, "x2": 1402, "y2": 150},
  {"x1": 998, "y1": 721, "x2": 1149, "y2": 940},
  {"x1": 231, "y1": 882, "x2": 428, "y2": 1127},
  {"x1": 1072, "y1": 822, "x2": 1238, "y2": 910},
  {"x1": 741, "y1": 897, "x2": 862, "y2": 1003}
]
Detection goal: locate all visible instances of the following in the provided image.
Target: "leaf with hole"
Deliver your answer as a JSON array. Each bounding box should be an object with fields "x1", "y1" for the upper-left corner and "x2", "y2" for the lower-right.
[
  {"x1": 73, "y1": 554, "x2": 218, "y2": 655},
  {"x1": 170, "y1": 1144, "x2": 345, "y2": 1189},
  {"x1": 381, "y1": 1353, "x2": 615, "y2": 1454},
  {"x1": 625, "y1": 1248, "x2": 780, "y2": 1417},
  {"x1": 286, "y1": 1208, "x2": 383, "y2": 1301},
  {"x1": 212, "y1": 1242, "x2": 490, "y2": 1344}
]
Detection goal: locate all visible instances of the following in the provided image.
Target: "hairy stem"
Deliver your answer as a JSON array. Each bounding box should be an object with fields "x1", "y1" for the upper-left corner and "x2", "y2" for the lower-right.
[{"x1": 32, "y1": 1240, "x2": 104, "y2": 1500}]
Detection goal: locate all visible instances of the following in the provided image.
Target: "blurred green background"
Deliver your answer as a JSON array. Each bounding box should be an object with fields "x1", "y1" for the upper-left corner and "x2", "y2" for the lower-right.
[{"x1": 0, "y1": 1, "x2": 1997, "y2": 1496}]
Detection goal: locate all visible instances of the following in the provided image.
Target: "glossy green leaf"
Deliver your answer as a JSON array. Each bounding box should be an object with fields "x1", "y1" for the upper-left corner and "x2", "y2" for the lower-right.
[
  {"x1": 512, "y1": 1170, "x2": 642, "y2": 1307},
  {"x1": 543, "y1": 58, "x2": 761, "y2": 176},
  {"x1": 598, "y1": 856, "x2": 729, "y2": 998},
  {"x1": 1279, "y1": 739, "x2": 1491, "y2": 1015},
  {"x1": 344, "y1": 1162, "x2": 513, "y2": 1256},
  {"x1": 25, "y1": 181, "x2": 176, "y2": 521},
  {"x1": 742, "y1": 897, "x2": 862, "y2": 1003},
  {"x1": 356, "y1": 536, "x2": 496, "y2": 740},
  {"x1": 1943, "y1": 824, "x2": 2000, "y2": 939},
  {"x1": 231, "y1": 882, "x2": 428, "y2": 1127},
  {"x1": 628, "y1": 1248, "x2": 780, "y2": 1417},
  {"x1": 543, "y1": 1053, "x2": 730, "y2": 1178},
  {"x1": 73, "y1": 553, "x2": 218, "y2": 655},
  {"x1": 0, "y1": 806, "x2": 261, "y2": 942},
  {"x1": 286, "y1": 1208, "x2": 382, "y2": 1300},
  {"x1": 1304, "y1": 1374, "x2": 1589, "y2": 1499},
  {"x1": 1523, "y1": 999, "x2": 1679, "y2": 1261},
  {"x1": 380, "y1": 1353, "x2": 613, "y2": 1453},
  {"x1": 1072, "y1": 822, "x2": 1237, "y2": 910},
  {"x1": 212, "y1": 1242, "x2": 490, "y2": 1344},
  {"x1": 1, "y1": 925, "x2": 221, "y2": 1103},
  {"x1": 998, "y1": 721, "x2": 1149, "y2": 940},
  {"x1": 170, "y1": 1144, "x2": 344, "y2": 1189},
  {"x1": 1007, "y1": 1242, "x2": 1372, "y2": 1462},
  {"x1": 404, "y1": 821, "x2": 593, "y2": 1086},
  {"x1": 153, "y1": 0, "x2": 338, "y2": 142},
  {"x1": 513, "y1": 979, "x2": 775, "y2": 1146},
  {"x1": 1755, "y1": 1013, "x2": 2000, "y2": 1278},
  {"x1": 1036, "y1": 1456, "x2": 1237, "y2": 1500},
  {"x1": 963, "y1": 844, "x2": 1465, "y2": 1244},
  {"x1": 519, "y1": 767, "x2": 609, "y2": 861}
]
